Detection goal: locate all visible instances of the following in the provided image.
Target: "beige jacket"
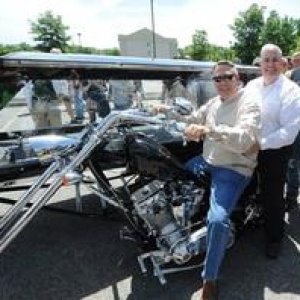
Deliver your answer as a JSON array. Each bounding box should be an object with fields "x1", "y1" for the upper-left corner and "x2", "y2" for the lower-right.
[{"x1": 178, "y1": 89, "x2": 261, "y2": 176}]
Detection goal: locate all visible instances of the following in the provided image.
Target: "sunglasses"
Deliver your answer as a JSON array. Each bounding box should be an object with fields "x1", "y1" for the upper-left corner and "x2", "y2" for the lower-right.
[{"x1": 212, "y1": 74, "x2": 235, "y2": 83}]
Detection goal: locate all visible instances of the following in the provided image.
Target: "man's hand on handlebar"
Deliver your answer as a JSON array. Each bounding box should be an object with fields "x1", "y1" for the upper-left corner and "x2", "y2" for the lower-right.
[{"x1": 184, "y1": 124, "x2": 210, "y2": 142}]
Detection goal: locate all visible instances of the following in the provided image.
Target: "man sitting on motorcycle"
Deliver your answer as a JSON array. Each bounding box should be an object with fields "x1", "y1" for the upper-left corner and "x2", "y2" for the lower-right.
[{"x1": 156, "y1": 60, "x2": 260, "y2": 300}]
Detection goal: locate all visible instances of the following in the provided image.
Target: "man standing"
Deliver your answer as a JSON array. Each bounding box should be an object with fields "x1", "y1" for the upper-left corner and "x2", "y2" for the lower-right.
[
  {"x1": 178, "y1": 61, "x2": 260, "y2": 300},
  {"x1": 246, "y1": 44, "x2": 300, "y2": 259}
]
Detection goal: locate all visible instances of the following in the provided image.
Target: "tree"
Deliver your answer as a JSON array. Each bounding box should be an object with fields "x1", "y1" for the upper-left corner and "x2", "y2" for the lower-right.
[
  {"x1": 230, "y1": 4, "x2": 265, "y2": 64},
  {"x1": 296, "y1": 36, "x2": 300, "y2": 52},
  {"x1": 0, "y1": 43, "x2": 33, "y2": 56},
  {"x1": 30, "y1": 10, "x2": 71, "y2": 52},
  {"x1": 188, "y1": 30, "x2": 210, "y2": 60},
  {"x1": 207, "y1": 45, "x2": 235, "y2": 62},
  {"x1": 68, "y1": 44, "x2": 120, "y2": 56},
  {"x1": 231, "y1": 4, "x2": 300, "y2": 63},
  {"x1": 182, "y1": 30, "x2": 236, "y2": 62},
  {"x1": 261, "y1": 11, "x2": 298, "y2": 55}
]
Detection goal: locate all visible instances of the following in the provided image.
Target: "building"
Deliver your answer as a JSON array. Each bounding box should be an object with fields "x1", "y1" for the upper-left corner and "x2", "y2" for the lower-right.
[{"x1": 118, "y1": 28, "x2": 178, "y2": 59}]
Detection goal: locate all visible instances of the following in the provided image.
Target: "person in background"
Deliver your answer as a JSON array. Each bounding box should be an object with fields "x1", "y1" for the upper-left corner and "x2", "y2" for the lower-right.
[
  {"x1": 84, "y1": 80, "x2": 110, "y2": 123},
  {"x1": 161, "y1": 79, "x2": 173, "y2": 104},
  {"x1": 22, "y1": 80, "x2": 36, "y2": 125},
  {"x1": 245, "y1": 44, "x2": 300, "y2": 259},
  {"x1": 31, "y1": 79, "x2": 62, "y2": 128},
  {"x1": 286, "y1": 52, "x2": 300, "y2": 80},
  {"x1": 287, "y1": 56, "x2": 294, "y2": 71},
  {"x1": 280, "y1": 57, "x2": 289, "y2": 74},
  {"x1": 108, "y1": 80, "x2": 134, "y2": 110},
  {"x1": 133, "y1": 80, "x2": 145, "y2": 108},
  {"x1": 50, "y1": 48, "x2": 76, "y2": 124},
  {"x1": 285, "y1": 51, "x2": 300, "y2": 210},
  {"x1": 70, "y1": 70, "x2": 85, "y2": 124}
]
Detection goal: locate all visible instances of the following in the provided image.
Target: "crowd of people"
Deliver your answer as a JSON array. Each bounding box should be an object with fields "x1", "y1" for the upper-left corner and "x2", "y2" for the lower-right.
[
  {"x1": 25, "y1": 75, "x2": 143, "y2": 129},
  {"x1": 20, "y1": 48, "x2": 147, "y2": 128}
]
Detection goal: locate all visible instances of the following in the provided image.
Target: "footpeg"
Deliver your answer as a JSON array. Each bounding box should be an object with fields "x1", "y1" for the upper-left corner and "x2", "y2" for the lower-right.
[{"x1": 120, "y1": 226, "x2": 137, "y2": 242}]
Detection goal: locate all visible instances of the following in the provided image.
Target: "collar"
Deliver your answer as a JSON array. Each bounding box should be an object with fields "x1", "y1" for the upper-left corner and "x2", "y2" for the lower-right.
[
  {"x1": 262, "y1": 74, "x2": 283, "y2": 87},
  {"x1": 219, "y1": 88, "x2": 243, "y2": 103}
]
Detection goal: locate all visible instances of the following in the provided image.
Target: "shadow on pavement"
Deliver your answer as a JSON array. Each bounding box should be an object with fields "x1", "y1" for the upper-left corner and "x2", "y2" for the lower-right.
[
  {"x1": 0, "y1": 196, "x2": 300, "y2": 300},
  {"x1": 219, "y1": 209, "x2": 300, "y2": 300}
]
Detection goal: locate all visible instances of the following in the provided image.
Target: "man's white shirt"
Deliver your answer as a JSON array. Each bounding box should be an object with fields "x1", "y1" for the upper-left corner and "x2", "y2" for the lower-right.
[{"x1": 245, "y1": 74, "x2": 300, "y2": 150}]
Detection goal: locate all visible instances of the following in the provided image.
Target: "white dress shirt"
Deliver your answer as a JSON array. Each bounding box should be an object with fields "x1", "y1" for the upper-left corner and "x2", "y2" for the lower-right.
[{"x1": 245, "y1": 74, "x2": 300, "y2": 150}]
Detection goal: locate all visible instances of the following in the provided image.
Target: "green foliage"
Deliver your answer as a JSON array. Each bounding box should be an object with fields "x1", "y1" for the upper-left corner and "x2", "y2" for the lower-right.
[
  {"x1": 100, "y1": 48, "x2": 120, "y2": 56},
  {"x1": 67, "y1": 44, "x2": 120, "y2": 55},
  {"x1": 183, "y1": 32, "x2": 236, "y2": 62},
  {"x1": 230, "y1": 4, "x2": 265, "y2": 64},
  {"x1": 231, "y1": 4, "x2": 300, "y2": 63},
  {"x1": 207, "y1": 45, "x2": 235, "y2": 62},
  {"x1": 188, "y1": 30, "x2": 210, "y2": 60},
  {"x1": 296, "y1": 36, "x2": 300, "y2": 52},
  {"x1": 262, "y1": 13, "x2": 299, "y2": 55},
  {"x1": 0, "y1": 82, "x2": 18, "y2": 108},
  {"x1": 0, "y1": 43, "x2": 33, "y2": 56},
  {"x1": 30, "y1": 10, "x2": 71, "y2": 52}
]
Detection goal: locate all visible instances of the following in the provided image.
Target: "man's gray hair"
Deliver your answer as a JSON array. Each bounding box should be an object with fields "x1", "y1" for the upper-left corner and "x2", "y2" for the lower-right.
[
  {"x1": 260, "y1": 44, "x2": 282, "y2": 57},
  {"x1": 212, "y1": 60, "x2": 238, "y2": 76}
]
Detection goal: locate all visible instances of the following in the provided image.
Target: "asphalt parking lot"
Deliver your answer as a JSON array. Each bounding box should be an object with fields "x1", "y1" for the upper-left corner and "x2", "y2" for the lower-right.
[
  {"x1": 0, "y1": 92, "x2": 300, "y2": 299},
  {"x1": 0, "y1": 183, "x2": 300, "y2": 300}
]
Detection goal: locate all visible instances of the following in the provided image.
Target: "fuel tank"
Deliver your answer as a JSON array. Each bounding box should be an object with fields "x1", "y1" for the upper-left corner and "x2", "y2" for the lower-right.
[
  {"x1": 125, "y1": 132, "x2": 197, "y2": 180},
  {"x1": 0, "y1": 134, "x2": 78, "y2": 182}
]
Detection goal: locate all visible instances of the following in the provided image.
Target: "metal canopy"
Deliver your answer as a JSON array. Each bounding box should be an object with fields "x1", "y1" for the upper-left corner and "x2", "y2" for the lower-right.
[{"x1": 0, "y1": 52, "x2": 216, "y2": 80}]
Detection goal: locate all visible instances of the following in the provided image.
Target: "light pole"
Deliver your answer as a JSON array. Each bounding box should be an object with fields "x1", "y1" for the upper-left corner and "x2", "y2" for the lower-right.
[
  {"x1": 150, "y1": 0, "x2": 156, "y2": 58},
  {"x1": 77, "y1": 32, "x2": 82, "y2": 46}
]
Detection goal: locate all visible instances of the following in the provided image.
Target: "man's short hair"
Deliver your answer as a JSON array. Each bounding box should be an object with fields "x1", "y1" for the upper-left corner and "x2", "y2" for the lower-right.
[
  {"x1": 213, "y1": 60, "x2": 235, "y2": 70},
  {"x1": 212, "y1": 60, "x2": 239, "y2": 77}
]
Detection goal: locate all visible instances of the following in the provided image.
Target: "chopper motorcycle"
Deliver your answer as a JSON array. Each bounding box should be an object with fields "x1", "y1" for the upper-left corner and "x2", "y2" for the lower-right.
[{"x1": 0, "y1": 108, "x2": 263, "y2": 285}]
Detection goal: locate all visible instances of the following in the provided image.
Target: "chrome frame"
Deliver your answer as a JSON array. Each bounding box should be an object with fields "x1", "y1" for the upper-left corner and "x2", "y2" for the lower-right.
[{"x1": 0, "y1": 111, "x2": 162, "y2": 253}]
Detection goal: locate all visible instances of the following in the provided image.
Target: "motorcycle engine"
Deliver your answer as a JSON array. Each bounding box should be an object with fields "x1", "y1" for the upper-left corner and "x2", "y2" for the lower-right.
[{"x1": 131, "y1": 179, "x2": 205, "y2": 263}]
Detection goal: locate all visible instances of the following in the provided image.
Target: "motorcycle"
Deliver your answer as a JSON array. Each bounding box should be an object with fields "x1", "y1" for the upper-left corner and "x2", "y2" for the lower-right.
[{"x1": 0, "y1": 108, "x2": 263, "y2": 284}]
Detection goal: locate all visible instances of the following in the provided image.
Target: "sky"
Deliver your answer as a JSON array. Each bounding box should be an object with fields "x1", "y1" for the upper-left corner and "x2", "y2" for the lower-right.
[{"x1": 0, "y1": 0, "x2": 299, "y2": 49}]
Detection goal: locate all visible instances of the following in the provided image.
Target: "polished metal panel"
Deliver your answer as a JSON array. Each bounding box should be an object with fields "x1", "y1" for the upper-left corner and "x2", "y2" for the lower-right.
[{"x1": 26, "y1": 135, "x2": 78, "y2": 156}]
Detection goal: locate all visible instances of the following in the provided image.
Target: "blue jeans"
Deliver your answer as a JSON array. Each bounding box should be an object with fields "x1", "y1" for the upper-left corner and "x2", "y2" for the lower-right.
[
  {"x1": 185, "y1": 156, "x2": 251, "y2": 280},
  {"x1": 74, "y1": 89, "x2": 85, "y2": 119},
  {"x1": 286, "y1": 132, "x2": 300, "y2": 200}
]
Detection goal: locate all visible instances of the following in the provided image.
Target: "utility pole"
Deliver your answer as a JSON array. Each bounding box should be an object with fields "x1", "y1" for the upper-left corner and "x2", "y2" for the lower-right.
[
  {"x1": 77, "y1": 33, "x2": 82, "y2": 46},
  {"x1": 150, "y1": 0, "x2": 156, "y2": 59}
]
